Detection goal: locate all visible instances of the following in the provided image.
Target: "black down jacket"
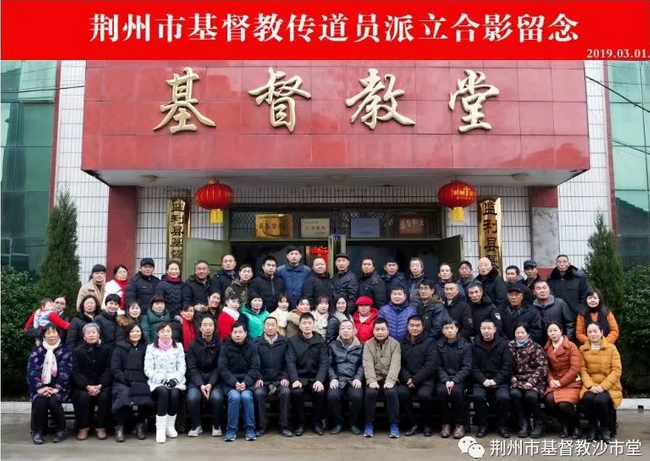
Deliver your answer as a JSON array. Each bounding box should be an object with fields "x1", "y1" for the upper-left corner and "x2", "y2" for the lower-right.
[
  {"x1": 471, "y1": 336, "x2": 512, "y2": 386},
  {"x1": 475, "y1": 268, "x2": 508, "y2": 310},
  {"x1": 218, "y1": 338, "x2": 260, "y2": 393},
  {"x1": 358, "y1": 272, "x2": 387, "y2": 311},
  {"x1": 399, "y1": 333, "x2": 437, "y2": 387},
  {"x1": 333, "y1": 270, "x2": 359, "y2": 314},
  {"x1": 186, "y1": 336, "x2": 221, "y2": 387},
  {"x1": 110, "y1": 339, "x2": 153, "y2": 412},
  {"x1": 302, "y1": 271, "x2": 335, "y2": 308},
  {"x1": 154, "y1": 275, "x2": 185, "y2": 318},
  {"x1": 125, "y1": 272, "x2": 160, "y2": 313},
  {"x1": 328, "y1": 337, "x2": 364, "y2": 388},
  {"x1": 436, "y1": 336, "x2": 472, "y2": 384},
  {"x1": 94, "y1": 310, "x2": 119, "y2": 347},
  {"x1": 72, "y1": 342, "x2": 112, "y2": 390},
  {"x1": 249, "y1": 273, "x2": 285, "y2": 313},
  {"x1": 254, "y1": 334, "x2": 288, "y2": 385},
  {"x1": 286, "y1": 333, "x2": 328, "y2": 385}
]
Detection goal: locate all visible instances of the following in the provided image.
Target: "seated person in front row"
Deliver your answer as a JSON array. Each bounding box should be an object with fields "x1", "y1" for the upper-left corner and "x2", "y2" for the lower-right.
[
  {"x1": 253, "y1": 317, "x2": 292, "y2": 438},
  {"x1": 286, "y1": 312, "x2": 328, "y2": 436},
  {"x1": 362, "y1": 318, "x2": 401, "y2": 439},
  {"x1": 398, "y1": 314, "x2": 437, "y2": 437},
  {"x1": 219, "y1": 322, "x2": 260, "y2": 442},
  {"x1": 471, "y1": 318, "x2": 512, "y2": 439},
  {"x1": 327, "y1": 320, "x2": 364, "y2": 435}
]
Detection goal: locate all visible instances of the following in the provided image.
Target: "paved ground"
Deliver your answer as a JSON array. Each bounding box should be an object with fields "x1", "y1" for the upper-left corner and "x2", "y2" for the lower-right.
[{"x1": 2, "y1": 412, "x2": 649, "y2": 461}]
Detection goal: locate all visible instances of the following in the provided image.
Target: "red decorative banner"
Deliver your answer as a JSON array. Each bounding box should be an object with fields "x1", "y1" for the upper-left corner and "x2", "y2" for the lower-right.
[{"x1": 2, "y1": 0, "x2": 649, "y2": 60}]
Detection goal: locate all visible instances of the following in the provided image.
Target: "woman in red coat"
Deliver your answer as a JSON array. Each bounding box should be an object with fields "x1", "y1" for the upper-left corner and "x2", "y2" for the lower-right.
[{"x1": 543, "y1": 322, "x2": 582, "y2": 439}]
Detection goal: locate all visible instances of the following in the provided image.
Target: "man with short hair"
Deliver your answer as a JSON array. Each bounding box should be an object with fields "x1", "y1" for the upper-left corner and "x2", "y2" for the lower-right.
[
  {"x1": 474, "y1": 258, "x2": 508, "y2": 310},
  {"x1": 407, "y1": 258, "x2": 427, "y2": 304},
  {"x1": 505, "y1": 265, "x2": 534, "y2": 306},
  {"x1": 277, "y1": 246, "x2": 311, "y2": 307},
  {"x1": 433, "y1": 264, "x2": 466, "y2": 299},
  {"x1": 125, "y1": 258, "x2": 160, "y2": 313},
  {"x1": 253, "y1": 317, "x2": 292, "y2": 437},
  {"x1": 219, "y1": 322, "x2": 260, "y2": 442},
  {"x1": 225, "y1": 264, "x2": 254, "y2": 306},
  {"x1": 363, "y1": 318, "x2": 401, "y2": 438},
  {"x1": 358, "y1": 257, "x2": 388, "y2": 309},
  {"x1": 458, "y1": 261, "x2": 475, "y2": 291},
  {"x1": 417, "y1": 279, "x2": 451, "y2": 340},
  {"x1": 332, "y1": 253, "x2": 359, "y2": 314},
  {"x1": 215, "y1": 254, "x2": 237, "y2": 295},
  {"x1": 532, "y1": 280, "x2": 575, "y2": 344},
  {"x1": 472, "y1": 319, "x2": 512, "y2": 439},
  {"x1": 182, "y1": 260, "x2": 215, "y2": 307},
  {"x1": 327, "y1": 320, "x2": 364, "y2": 435},
  {"x1": 382, "y1": 259, "x2": 409, "y2": 295},
  {"x1": 77, "y1": 264, "x2": 107, "y2": 309},
  {"x1": 466, "y1": 282, "x2": 504, "y2": 338},
  {"x1": 523, "y1": 260, "x2": 541, "y2": 291},
  {"x1": 249, "y1": 255, "x2": 285, "y2": 313},
  {"x1": 378, "y1": 286, "x2": 417, "y2": 340},
  {"x1": 442, "y1": 282, "x2": 474, "y2": 339},
  {"x1": 547, "y1": 254, "x2": 589, "y2": 316},
  {"x1": 286, "y1": 313, "x2": 328, "y2": 436},
  {"x1": 499, "y1": 286, "x2": 543, "y2": 343},
  {"x1": 397, "y1": 315, "x2": 437, "y2": 437}
]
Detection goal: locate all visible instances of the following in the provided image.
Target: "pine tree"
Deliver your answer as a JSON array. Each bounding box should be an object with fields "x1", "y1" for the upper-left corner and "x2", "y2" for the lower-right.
[
  {"x1": 36, "y1": 189, "x2": 81, "y2": 317},
  {"x1": 584, "y1": 213, "x2": 625, "y2": 310}
]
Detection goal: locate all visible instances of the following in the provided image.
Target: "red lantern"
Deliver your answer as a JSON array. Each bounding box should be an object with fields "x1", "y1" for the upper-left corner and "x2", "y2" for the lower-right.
[
  {"x1": 195, "y1": 180, "x2": 234, "y2": 224},
  {"x1": 437, "y1": 180, "x2": 477, "y2": 222}
]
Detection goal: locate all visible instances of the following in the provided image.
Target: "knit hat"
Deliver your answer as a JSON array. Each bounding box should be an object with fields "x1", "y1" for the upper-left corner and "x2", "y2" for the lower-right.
[
  {"x1": 355, "y1": 296, "x2": 374, "y2": 307},
  {"x1": 91, "y1": 264, "x2": 107, "y2": 274},
  {"x1": 82, "y1": 322, "x2": 101, "y2": 335}
]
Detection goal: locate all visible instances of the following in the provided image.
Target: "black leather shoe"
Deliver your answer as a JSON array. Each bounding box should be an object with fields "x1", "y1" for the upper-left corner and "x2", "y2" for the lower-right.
[
  {"x1": 405, "y1": 425, "x2": 419, "y2": 437},
  {"x1": 256, "y1": 426, "x2": 269, "y2": 438},
  {"x1": 423, "y1": 426, "x2": 433, "y2": 437},
  {"x1": 530, "y1": 422, "x2": 543, "y2": 439},
  {"x1": 32, "y1": 432, "x2": 44, "y2": 445},
  {"x1": 329, "y1": 425, "x2": 343, "y2": 435},
  {"x1": 585, "y1": 428, "x2": 597, "y2": 441},
  {"x1": 601, "y1": 429, "x2": 612, "y2": 444},
  {"x1": 52, "y1": 430, "x2": 67, "y2": 443},
  {"x1": 294, "y1": 426, "x2": 304, "y2": 437},
  {"x1": 314, "y1": 426, "x2": 325, "y2": 436},
  {"x1": 115, "y1": 425, "x2": 125, "y2": 443},
  {"x1": 572, "y1": 426, "x2": 582, "y2": 439},
  {"x1": 350, "y1": 425, "x2": 361, "y2": 435},
  {"x1": 560, "y1": 424, "x2": 569, "y2": 438},
  {"x1": 497, "y1": 427, "x2": 510, "y2": 439},
  {"x1": 517, "y1": 419, "x2": 529, "y2": 438},
  {"x1": 476, "y1": 426, "x2": 487, "y2": 438},
  {"x1": 280, "y1": 428, "x2": 293, "y2": 437}
]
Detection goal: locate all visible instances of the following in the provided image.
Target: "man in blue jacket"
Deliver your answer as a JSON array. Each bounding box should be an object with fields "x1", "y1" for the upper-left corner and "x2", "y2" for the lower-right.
[
  {"x1": 277, "y1": 246, "x2": 311, "y2": 307},
  {"x1": 378, "y1": 286, "x2": 417, "y2": 341}
]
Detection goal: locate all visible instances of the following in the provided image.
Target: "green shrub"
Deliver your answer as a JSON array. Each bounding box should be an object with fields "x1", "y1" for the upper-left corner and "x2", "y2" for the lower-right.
[
  {"x1": 1, "y1": 266, "x2": 39, "y2": 398},
  {"x1": 618, "y1": 264, "x2": 650, "y2": 394}
]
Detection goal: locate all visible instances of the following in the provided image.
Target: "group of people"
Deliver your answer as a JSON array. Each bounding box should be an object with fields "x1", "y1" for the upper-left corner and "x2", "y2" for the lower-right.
[{"x1": 25, "y1": 248, "x2": 623, "y2": 447}]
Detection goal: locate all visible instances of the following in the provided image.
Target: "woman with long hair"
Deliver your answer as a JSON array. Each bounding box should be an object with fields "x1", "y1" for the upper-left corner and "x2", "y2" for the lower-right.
[
  {"x1": 576, "y1": 288, "x2": 619, "y2": 345},
  {"x1": 326, "y1": 296, "x2": 352, "y2": 344}
]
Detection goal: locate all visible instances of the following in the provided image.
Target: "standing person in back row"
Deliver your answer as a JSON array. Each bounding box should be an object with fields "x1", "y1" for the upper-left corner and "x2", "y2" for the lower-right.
[
  {"x1": 215, "y1": 254, "x2": 238, "y2": 295},
  {"x1": 249, "y1": 255, "x2": 285, "y2": 314},
  {"x1": 547, "y1": 255, "x2": 589, "y2": 317},
  {"x1": 475, "y1": 258, "x2": 508, "y2": 310},
  {"x1": 277, "y1": 246, "x2": 311, "y2": 308},
  {"x1": 332, "y1": 253, "x2": 359, "y2": 315},
  {"x1": 77, "y1": 265, "x2": 107, "y2": 311},
  {"x1": 125, "y1": 258, "x2": 160, "y2": 313},
  {"x1": 358, "y1": 257, "x2": 387, "y2": 309},
  {"x1": 183, "y1": 260, "x2": 215, "y2": 308}
]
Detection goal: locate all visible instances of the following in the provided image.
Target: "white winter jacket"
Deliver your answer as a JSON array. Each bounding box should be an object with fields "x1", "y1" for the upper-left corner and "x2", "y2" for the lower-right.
[{"x1": 143, "y1": 343, "x2": 187, "y2": 391}]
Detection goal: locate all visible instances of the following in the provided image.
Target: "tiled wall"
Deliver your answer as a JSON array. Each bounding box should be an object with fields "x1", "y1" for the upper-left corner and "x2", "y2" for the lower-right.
[
  {"x1": 135, "y1": 185, "x2": 531, "y2": 277},
  {"x1": 55, "y1": 61, "x2": 109, "y2": 279},
  {"x1": 557, "y1": 60, "x2": 611, "y2": 269}
]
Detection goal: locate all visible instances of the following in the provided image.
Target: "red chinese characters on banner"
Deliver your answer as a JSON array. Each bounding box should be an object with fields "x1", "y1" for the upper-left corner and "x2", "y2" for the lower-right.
[{"x1": 1, "y1": 1, "x2": 649, "y2": 60}]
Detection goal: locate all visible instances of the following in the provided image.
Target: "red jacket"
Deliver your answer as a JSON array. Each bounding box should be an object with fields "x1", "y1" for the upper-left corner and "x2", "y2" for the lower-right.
[
  {"x1": 24, "y1": 309, "x2": 70, "y2": 332},
  {"x1": 353, "y1": 308, "x2": 379, "y2": 344}
]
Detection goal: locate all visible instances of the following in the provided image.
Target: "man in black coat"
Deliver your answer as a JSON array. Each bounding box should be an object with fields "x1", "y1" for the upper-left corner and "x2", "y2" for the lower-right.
[
  {"x1": 249, "y1": 256, "x2": 285, "y2": 314},
  {"x1": 499, "y1": 286, "x2": 543, "y2": 344},
  {"x1": 358, "y1": 257, "x2": 388, "y2": 309},
  {"x1": 332, "y1": 253, "x2": 359, "y2": 314},
  {"x1": 124, "y1": 258, "x2": 160, "y2": 313},
  {"x1": 547, "y1": 255, "x2": 589, "y2": 317},
  {"x1": 214, "y1": 254, "x2": 238, "y2": 295},
  {"x1": 397, "y1": 315, "x2": 437, "y2": 437},
  {"x1": 474, "y1": 258, "x2": 508, "y2": 310},
  {"x1": 382, "y1": 259, "x2": 409, "y2": 296},
  {"x1": 286, "y1": 312, "x2": 328, "y2": 436},
  {"x1": 442, "y1": 282, "x2": 474, "y2": 340},
  {"x1": 471, "y1": 318, "x2": 512, "y2": 439},
  {"x1": 182, "y1": 260, "x2": 216, "y2": 308},
  {"x1": 532, "y1": 280, "x2": 576, "y2": 343},
  {"x1": 523, "y1": 260, "x2": 542, "y2": 292},
  {"x1": 466, "y1": 282, "x2": 504, "y2": 338},
  {"x1": 505, "y1": 265, "x2": 535, "y2": 306},
  {"x1": 417, "y1": 279, "x2": 451, "y2": 340},
  {"x1": 219, "y1": 322, "x2": 260, "y2": 442},
  {"x1": 253, "y1": 317, "x2": 292, "y2": 437},
  {"x1": 327, "y1": 320, "x2": 364, "y2": 435}
]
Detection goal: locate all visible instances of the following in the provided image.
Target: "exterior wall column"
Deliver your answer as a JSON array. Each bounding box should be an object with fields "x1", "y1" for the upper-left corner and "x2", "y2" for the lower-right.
[
  {"x1": 107, "y1": 186, "x2": 138, "y2": 275},
  {"x1": 529, "y1": 186, "x2": 560, "y2": 279}
]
